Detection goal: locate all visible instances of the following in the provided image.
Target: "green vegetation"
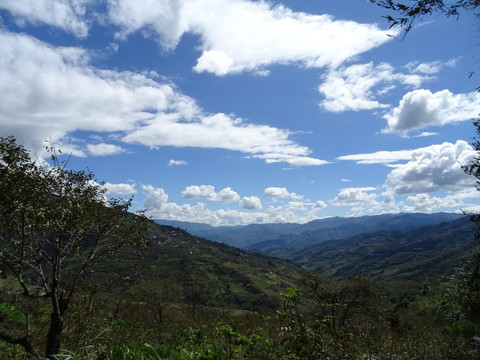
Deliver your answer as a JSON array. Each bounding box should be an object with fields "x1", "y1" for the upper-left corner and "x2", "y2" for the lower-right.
[
  {"x1": 1, "y1": 134, "x2": 480, "y2": 360},
  {"x1": 0, "y1": 137, "x2": 149, "y2": 358}
]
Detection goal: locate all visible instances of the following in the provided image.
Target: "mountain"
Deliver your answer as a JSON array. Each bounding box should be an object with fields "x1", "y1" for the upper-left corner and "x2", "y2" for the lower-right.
[
  {"x1": 155, "y1": 212, "x2": 465, "y2": 251},
  {"x1": 100, "y1": 214, "x2": 479, "y2": 316},
  {"x1": 131, "y1": 222, "x2": 304, "y2": 313},
  {"x1": 282, "y1": 216, "x2": 478, "y2": 282}
]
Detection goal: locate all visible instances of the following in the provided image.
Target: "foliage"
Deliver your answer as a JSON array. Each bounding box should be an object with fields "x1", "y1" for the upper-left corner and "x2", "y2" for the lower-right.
[
  {"x1": 0, "y1": 136, "x2": 149, "y2": 358},
  {"x1": 370, "y1": 0, "x2": 480, "y2": 35}
]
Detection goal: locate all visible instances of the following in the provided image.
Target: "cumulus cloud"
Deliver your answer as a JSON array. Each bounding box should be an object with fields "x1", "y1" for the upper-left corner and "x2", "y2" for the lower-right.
[
  {"x1": 331, "y1": 187, "x2": 378, "y2": 207},
  {"x1": 142, "y1": 186, "x2": 323, "y2": 226},
  {"x1": 87, "y1": 143, "x2": 126, "y2": 156},
  {"x1": 401, "y1": 191, "x2": 479, "y2": 213},
  {"x1": 264, "y1": 187, "x2": 303, "y2": 200},
  {"x1": 142, "y1": 185, "x2": 169, "y2": 210},
  {"x1": 240, "y1": 196, "x2": 262, "y2": 210},
  {"x1": 383, "y1": 89, "x2": 480, "y2": 136},
  {"x1": 334, "y1": 141, "x2": 480, "y2": 216},
  {"x1": 313, "y1": 200, "x2": 327, "y2": 209},
  {"x1": 286, "y1": 201, "x2": 307, "y2": 212},
  {"x1": 107, "y1": 0, "x2": 393, "y2": 76},
  {"x1": 385, "y1": 140, "x2": 476, "y2": 195},
  {"x1": 0, "y1": 30, "x2": 324, "y2": 166},
  {"x1": 182, "y1": 185, "x2": 240, "y2": 204},
  {"x1": 104, "y1": 182, "x2": 137, "y2": 196},
  {"x1": 0, "y1": 0, "x2": 92, "y2": 38},
  {"x1": 319, "y1": 62, "x2": 430, "y2": 112}
]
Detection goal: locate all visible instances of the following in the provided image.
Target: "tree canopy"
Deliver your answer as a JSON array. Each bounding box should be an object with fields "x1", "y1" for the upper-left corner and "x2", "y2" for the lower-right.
[{"x1": 0, "y1": 136, "x2": 149, "y2": 358}]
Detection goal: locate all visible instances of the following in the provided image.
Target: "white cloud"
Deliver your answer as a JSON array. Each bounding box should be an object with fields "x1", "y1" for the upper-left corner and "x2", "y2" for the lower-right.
[
  {"x1": 383, "y1": 89, "x2": 480, "y2": 136},
  {"x1": 313, "y1": 200, "x2": 327, "y2": 209},
  {"x1": 217, "y1": 187, "x2": 241, "y2": 204},
  {"x1": 182, "y1": 185, "x2": 217, "y2": 200},
  {"x1": 240, "y1": 196, "x2": 262, "y2": 210},
  {"x1": 194, "y1": 50, "x2": 234, "y2": 77},
  {"x1": 338, "y1": 149, "x2": 414, "y2": 165},
  {"x1": 0, "y1": 0, "x2": 92, "y2": 38},
  {"x1": 0, "y1": 30, "x2": 324, "y2": 166},
  {"x1": 107, "y1": 0, "x2": 394, "y2": 76},
  {"x1": 123, "y1": 112, "x2": 326, "y2": 166},
  {"x1": 256, "y1": 156, "x2": 329, "y2": 166},
  {"x1": 1, "y1": 0, "x2": 395, "y2": 76},
  {"x1": 105, "y1": 182, "x2": 137, "y2": 196},
  {"x1": 252, "y1": 153, "x2": 329, "y2": 166},
  {"x1": 286, "y1": 201, "x2": 307, "y2": 212},
  {"x1": 107, "y1": 0, "x2": 185, "y2": 49},
  {"x1": 264, "y1": 187, "x2": 303, "y2": 200},
  {"x1": 385, "y1": 140, "x2": 476, "y2": 195},
  {"x1": 331, "y1": 187, "x2": 378, "y2": 206},
  {"x1": 319, "y1": 62, "x2": 430, "y2": 112},
  {"x1": 87, "y1": 143, "x2": 126, "y2": 156},
  {"x1": 334, "y1": 141, "x2": 480, "y2": 216},
  {"x1": 402, "y1": 191, "x2": 479, "y2": 213},
  {"x1": 404, "y1": 58, "x2": 457, "y2": 75},
  {"x1": 142, "y1": 186, "x2": 322, "y2": 226},
  {"x1": 414, "y1": 132, "x2": 439, "y2": 138},
  {"x1": 168, "y1": 159, "x2": 187, "y2": 166},
  {"x1": 182, "y1": 185, "x2": 240, "y2": 204},
  {"x1": 0, "y1": 30, "x2": 193, "y2": 153},
  {"x1": 142, "y1": 185, "x2": 169, "y2": 210},
  {"x1": 265, "y1": 187, "x2": 289, "y2": 198}
]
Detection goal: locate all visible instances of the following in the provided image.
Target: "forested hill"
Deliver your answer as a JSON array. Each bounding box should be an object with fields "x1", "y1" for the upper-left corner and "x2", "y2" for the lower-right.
[
  {"x1": 155, "y1": 213, "x2": 477, "y2": 283},
  {"x1": 131, "y1": 223, "x2": 304, "y2": 313},
  {"x1": 278, "y1": 216, "x2": 478, "y2": 281},
  {"x1": 155, "y1": 212, "x2": 464, "y2": 250}
]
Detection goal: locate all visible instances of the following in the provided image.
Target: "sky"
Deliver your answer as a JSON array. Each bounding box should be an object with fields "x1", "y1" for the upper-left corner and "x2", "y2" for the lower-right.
[{"x1": 1, "y1": 0, "x2": 480, "y2": 226}]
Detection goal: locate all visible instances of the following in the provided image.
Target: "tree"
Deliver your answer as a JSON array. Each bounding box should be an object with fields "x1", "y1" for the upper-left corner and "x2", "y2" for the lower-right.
[
  {"x1": 0, "y1": 136, "x2": 149, "y2": 358},
  {"x1": 370, "y1": 0, "x2": 479, "y2": 35},
  {"x1": 458, "y1": 121, "x2": 480, "y2": 326}
]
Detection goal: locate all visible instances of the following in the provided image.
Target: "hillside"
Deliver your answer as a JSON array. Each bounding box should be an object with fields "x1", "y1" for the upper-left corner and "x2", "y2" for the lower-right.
[
  {"x1": 131, "y1": 223, "x2": 304, "y2": 313},
  {"x1": 281, "y1": 216, "x2": 478, "y2": 282},
  {"x1": 152, "y1": 213, "x2": 477, "y2": 284}
]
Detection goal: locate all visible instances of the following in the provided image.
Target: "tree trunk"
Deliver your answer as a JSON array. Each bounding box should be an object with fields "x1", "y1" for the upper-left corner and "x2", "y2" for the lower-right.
[
  {"x1": 45, "y1": 294, "x2": 68, "y2": 358},
  {"x1": 45, "y1": 308, "x2": 63, "y2": 358}
]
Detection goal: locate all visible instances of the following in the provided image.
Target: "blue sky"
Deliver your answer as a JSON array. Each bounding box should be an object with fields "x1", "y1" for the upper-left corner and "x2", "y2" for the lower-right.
[{"x1": 1, "y1": 0, "x2": 480, "y2": 225}]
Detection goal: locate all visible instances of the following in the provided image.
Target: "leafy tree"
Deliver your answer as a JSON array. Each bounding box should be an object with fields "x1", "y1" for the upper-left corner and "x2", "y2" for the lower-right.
[
  {"x1": 0, "y1": 136, "x2": 149, "y2": 358},
  {"x1": 370, "y1": 0, "x2": 479, "y2": 35},
  {"x1": 458, "y1": 121, "x2": 480, "y2": 327}
]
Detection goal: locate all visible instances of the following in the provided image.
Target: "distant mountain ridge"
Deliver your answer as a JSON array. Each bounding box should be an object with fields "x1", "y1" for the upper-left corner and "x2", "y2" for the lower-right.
[
  {"x1": 150, "y1": 213, "x2": 478, "y2": 287},
  {"x1": 284, "y1": 216, "x2": 478, "y2": 281},
  {"x1": 155, "y1": 212, "x2": 465, "y2": 251}
]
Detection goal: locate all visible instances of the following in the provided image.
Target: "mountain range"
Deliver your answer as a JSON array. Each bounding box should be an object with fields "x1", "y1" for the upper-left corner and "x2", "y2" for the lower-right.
[
  {"x1": 155, "y1": 212, "x2": 465, "y2": 251},
  {"x1": 155, "y1": 213, "x2": 478, "y2": 283}
]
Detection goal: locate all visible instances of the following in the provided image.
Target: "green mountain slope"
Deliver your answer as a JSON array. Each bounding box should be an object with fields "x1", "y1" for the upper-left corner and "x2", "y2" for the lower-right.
[
  {"x1": 283, "y1": 216, "x2": 478, "y2": 282},
  {"x1": 135, "y1": 223, "x2": 304, "y2": 313}
]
